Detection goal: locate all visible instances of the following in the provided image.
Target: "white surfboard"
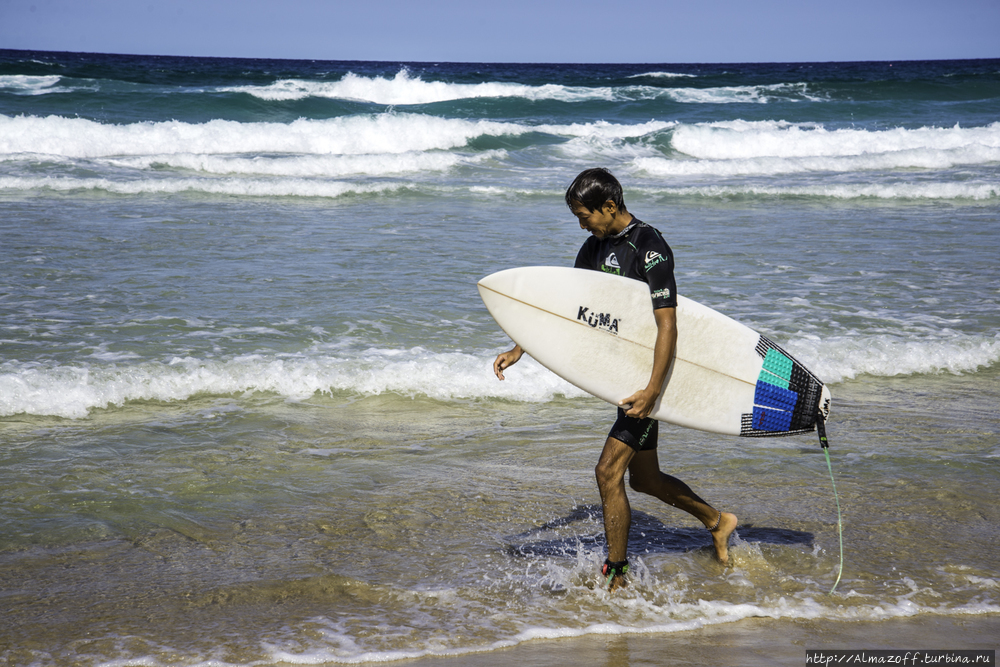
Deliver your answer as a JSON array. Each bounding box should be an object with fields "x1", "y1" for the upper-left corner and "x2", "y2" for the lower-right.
[{"x1": 479, "y1": 267, "x2": 831, "y2": 437}]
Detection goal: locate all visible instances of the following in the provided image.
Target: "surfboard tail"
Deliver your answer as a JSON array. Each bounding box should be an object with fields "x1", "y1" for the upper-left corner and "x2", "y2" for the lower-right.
[{"x1": 740, "y1": 335, "x2": 831, "y2": 438}]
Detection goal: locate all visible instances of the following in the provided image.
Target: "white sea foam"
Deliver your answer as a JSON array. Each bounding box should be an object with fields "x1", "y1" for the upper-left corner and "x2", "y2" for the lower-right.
[
  {"x1": 630, "y1": 120, "x2": 1000, "y2": 199},
  {"x1": 19, "y1": 116, "x2": 982, "y2": 160},
  {"x1": 0, "y1": 74, "x2": 63, "y2": 95},
  {"x1": 0, "y1": 351, "x2": 584, "y2": 419},
  {"x1": 787, "y1": 333, "x2": 1000, "y2": 384},
  {"x1": 2, "y1": 114, "x2": 997, "y2": 200},
  {"x1": 635, "y1": 143, "x2": 1000, "y2": 176},
  {"x1": 669, "y1": 120, "x2": 1000, "y2": 160},
  {"x1": 628, "y1": 71, "x2": 698, "y2": 79},
  {"x1": 221, "y1": 71, "x2": 822, "y2": 106},
  {"x1": 258, "y1": 588, "x2": 999, "y2": 666},
  {"x1": 539, "y1": 119, "x2": 675, "y2": 140},
  {"x1": 222, "y1": 70, "x2": 616, "y2": 105},
  {"x1": 666, "y1": 83, "x2": 825, "y2": 104},
  {"x1": 0, "y1": 113, "x2": 669, "y2": 160},
  {"x1": 0, "y1": 113, "x2": 528, "y2": 158},
  {"x1": 104, "y1": 150, "x2": 501, "y2": 178},
  {"x1": 3, "y1": 175, "x2": 993, "y2": 202},
  {"x1": 0, "y1": 175, "x2": 409, "y2": 198},
  {"x1": 2, "y1": 331, "x2": 996, "y2": 418},
  {"x1": 16, "y1": 114, "x2": 995, "y2": 173},
  {"x1": 636, "y1": 182, "x2": 999, "y2": 200}
]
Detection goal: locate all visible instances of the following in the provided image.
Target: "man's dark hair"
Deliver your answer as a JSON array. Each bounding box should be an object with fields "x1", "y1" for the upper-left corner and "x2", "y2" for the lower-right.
[{"x1": 565, "y1": 168, "x2": 627, "y2": 213}]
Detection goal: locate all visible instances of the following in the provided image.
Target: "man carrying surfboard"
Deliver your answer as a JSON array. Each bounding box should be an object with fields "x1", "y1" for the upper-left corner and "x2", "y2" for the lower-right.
[{"x1": 492, "y1": 168, "x2": 738, "y2": 590}]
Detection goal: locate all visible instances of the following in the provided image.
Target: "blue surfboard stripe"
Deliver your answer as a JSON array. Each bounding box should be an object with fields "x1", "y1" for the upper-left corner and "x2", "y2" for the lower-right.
[
  {"x1": 752, "y1": 406, "x2": 794, "y2": 432},
  {"x1": 741, "y1": 335, "x2": 824, "y2": 437}
]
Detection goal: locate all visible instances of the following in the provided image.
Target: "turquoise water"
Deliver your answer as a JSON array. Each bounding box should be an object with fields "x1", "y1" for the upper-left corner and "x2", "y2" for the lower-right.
[{"x1": 1, "y1": 51, "x2": 999, "y2": 665}]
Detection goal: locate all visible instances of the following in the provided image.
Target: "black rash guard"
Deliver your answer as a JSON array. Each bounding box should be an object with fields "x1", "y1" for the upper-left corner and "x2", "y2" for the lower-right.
[
  {"x1": 572, "y1": 216, "x2": 677, "y2": 451},
  {"x1": 573, "y1": 217, "x2": 678, "y2": 310}
]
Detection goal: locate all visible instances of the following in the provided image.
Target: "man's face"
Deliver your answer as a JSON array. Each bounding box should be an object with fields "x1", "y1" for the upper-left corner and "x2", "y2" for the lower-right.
[{"x1": 570, "y1": 200, "x2": 616, "y2": 239}]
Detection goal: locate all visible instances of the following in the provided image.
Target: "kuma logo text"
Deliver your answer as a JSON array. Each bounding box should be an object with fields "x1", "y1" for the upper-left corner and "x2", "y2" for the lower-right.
[{"x1": 577, "y1": 306, "x2": 620, "y2": 334}]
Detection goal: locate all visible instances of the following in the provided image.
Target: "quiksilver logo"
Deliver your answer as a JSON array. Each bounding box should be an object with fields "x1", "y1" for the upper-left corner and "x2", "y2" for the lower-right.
[
  {"x1": 645, "y1": 250, "x2": 667, "y2": 271},
  {"x1": 577, "y1": 306, "x2": 620, "y2": 335},
  {"x1": 602, "y1": 252, "x2": 621, "y2": 275}
]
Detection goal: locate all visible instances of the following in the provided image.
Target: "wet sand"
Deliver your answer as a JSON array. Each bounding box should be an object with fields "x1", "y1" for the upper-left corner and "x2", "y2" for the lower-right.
[{"x1": 401, "y1": 616, "x2": 1000, "y2": 667}]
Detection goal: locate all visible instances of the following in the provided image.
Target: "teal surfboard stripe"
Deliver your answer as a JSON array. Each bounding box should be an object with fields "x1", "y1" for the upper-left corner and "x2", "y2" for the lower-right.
[
  {"x1": 759, "y1": 349, "x2": 793, "y2": 388},
  {"x1": 758, "y1": 369, "x2": 790, "y2": 389}
]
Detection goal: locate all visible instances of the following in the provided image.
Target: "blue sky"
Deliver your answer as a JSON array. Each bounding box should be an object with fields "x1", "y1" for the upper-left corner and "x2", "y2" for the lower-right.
[{"x1": 2, "y1": 0, "x2": 998, "y2": 63}]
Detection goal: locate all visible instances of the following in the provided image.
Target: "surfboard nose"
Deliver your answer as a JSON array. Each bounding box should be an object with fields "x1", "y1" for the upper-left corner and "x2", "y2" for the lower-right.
[{"x1": 478, "y1": 267, "x2": 523, "y2": 295}]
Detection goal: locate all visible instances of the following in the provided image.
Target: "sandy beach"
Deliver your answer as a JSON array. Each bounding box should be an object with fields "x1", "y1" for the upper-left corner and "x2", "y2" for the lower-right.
[{"x1": 402, "y1": 617, "x2": 1000, "y2": 667}]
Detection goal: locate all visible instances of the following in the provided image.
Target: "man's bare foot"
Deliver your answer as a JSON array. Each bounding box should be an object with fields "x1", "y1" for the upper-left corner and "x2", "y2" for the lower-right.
[
  {"x1": 710, "y1": 512, "x2": 738, "y2": 565},
  {"x1": 608, "y1": 574, "x2": 628, "y2": 593}
]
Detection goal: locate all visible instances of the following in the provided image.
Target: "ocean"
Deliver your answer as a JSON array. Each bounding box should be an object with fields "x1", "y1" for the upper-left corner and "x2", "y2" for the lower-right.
[{"x1": 1, "y1": 50, "x2": 998, "y2": 666}]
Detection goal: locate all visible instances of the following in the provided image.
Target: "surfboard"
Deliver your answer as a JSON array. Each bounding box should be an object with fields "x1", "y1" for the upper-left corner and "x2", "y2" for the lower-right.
[{"x1": 479, "y1": 266, "x2": 831, "y2": 437}]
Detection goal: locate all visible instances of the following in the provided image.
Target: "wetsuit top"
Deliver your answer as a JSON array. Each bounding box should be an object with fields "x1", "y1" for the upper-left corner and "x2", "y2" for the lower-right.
[{"x1": 573, "y1": 217, "x2": 678, "y2": 310}]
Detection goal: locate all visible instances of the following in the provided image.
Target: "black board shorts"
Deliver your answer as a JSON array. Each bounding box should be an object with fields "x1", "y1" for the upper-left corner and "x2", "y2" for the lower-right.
[{"x1": 609, "y1": 407, "x2": 658, "y2": 451}]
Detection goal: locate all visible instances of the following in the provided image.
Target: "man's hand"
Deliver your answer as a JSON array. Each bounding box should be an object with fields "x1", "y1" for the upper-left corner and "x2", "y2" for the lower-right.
[
  {"x1": 493, "y1": 345, "x2": 524, "y2": 381},
  {"x1": 619, "y1": 387, "x2": 658, "y2": 419}
]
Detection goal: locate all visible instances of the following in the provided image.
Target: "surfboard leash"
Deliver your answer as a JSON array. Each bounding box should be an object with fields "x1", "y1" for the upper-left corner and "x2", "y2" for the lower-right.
[
  {"x1": 816, "y1": 413, "x2": 844, "y2": 594},
  {"x1": 602, "y1": 558, "x2": 629, "y2": 589}
]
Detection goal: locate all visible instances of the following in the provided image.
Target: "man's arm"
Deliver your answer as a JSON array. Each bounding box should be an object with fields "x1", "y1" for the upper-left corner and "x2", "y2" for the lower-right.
[
  {"x1": 619, "y1": 307, "x2": 676, "y2": 419},
  {"x1": 493, "y1": 344, "x2": 524, "y2": 381}
]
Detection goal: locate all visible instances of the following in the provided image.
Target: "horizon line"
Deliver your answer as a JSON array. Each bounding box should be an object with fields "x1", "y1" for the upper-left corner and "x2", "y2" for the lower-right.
[{"x1": 4, "y1": 47, "x2": 999, "y2": 68}]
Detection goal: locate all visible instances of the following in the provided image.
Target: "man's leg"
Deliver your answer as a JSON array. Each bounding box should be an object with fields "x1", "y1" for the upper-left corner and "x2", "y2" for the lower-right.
[
  {"x1": 594, "y1": 436, "x2": 636, "y2": 564},
  {"x1": 628, "y1": 448, "x2": 738, "y2": 564}
]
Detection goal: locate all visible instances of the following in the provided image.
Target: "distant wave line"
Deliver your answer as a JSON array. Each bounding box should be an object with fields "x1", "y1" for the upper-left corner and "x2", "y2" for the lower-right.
[
  {"x1": 0, "y1": 113, "x2": 675, "y2": 158},
  {"x1": 627, "y1": 71, "x2": 698, "y2": 79},
  {"x1": 2, "y1": 175, "x2": 994, "y2": 201},
  {"x1": 217, "y1": 70, "x2": 824, "y2": 105}
]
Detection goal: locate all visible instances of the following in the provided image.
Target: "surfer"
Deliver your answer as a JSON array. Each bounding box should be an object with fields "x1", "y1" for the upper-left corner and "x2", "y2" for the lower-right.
[{"x1": 493, "y1": 168, "x2": 738, "y2": 590}]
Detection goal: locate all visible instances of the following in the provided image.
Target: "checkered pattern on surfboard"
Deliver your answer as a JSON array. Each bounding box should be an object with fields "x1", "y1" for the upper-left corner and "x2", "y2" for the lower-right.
[{"x1": 741, "y1": 335, "x2": 824, "y2": 437}]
